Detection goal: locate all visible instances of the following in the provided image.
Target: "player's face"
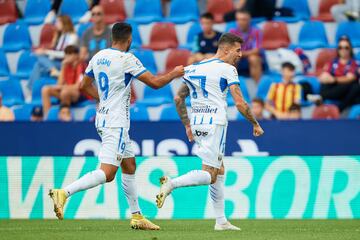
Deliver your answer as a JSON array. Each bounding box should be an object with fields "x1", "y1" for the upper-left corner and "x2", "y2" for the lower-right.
[
  {"x1": 227, "y1": 42, "x2": 242, "y2": 66},
  {"x1": 200, "y1": 18, "x2": 213, "y2": 33}
]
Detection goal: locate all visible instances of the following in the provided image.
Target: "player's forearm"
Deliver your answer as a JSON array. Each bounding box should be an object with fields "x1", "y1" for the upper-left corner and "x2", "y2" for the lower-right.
[
  {"x1": 84, "y1": 86, "x2": 99, "y2": 101},
  {"x1": 151, "y1": 71, "x2": 179, "y2": 89},
  {"x1": 175, "y1": 96, "x2": 190, "y2": 127},
  {"x1": 236, "y1": 101, "x2": 259, "y2": 126}
]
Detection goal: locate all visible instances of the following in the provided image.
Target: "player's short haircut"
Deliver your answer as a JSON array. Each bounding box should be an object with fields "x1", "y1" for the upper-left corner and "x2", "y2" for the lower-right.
[
  {"x1": 201, "y1": 12, "x2": 214, "y2": 20},
  {"x1": 218, "y1": 33, "x2": 244, "y2": 47},
  {"x1": 112, "y1": 22, "x2": 132, "y2": 43},
  {"x1": 252, "y1": 98, "x2": 264, "y2": 107},
  {"x1": 281, "y1": 62, "x2": 296, "y2": 71},
  {"x1": 64, "y1": 45, "x2": 79, "y2": 55}
]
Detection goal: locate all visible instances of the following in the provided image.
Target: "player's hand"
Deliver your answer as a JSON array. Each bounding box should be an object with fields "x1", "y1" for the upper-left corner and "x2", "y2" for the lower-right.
[
  {"x1": 172, "y1": 65, "x2": 185, "y2": 78},
  {"x1": 185, "y1": 124, "x2": 194, "y2": 142},
  {"x1": 253, "y1": 124, "x2": 264, "y2": 137}
]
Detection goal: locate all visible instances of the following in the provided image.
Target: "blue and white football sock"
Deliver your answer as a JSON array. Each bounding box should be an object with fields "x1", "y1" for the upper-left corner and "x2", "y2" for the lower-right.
[
  {"x1": 122, "y1": 173, "x2": 141, "y2": 214},
  {"x1": 64, "y1": 169, "x2": 106, "y2": 197},
  {"x1": 210, "y1": 175, "x2": 227, "y2": 225}
]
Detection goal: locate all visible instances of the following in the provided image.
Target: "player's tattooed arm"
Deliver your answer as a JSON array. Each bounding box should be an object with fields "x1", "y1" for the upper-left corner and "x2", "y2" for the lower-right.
[
  {"x1": 230, "y1": 84, "x2": 258, "y2": 125},
  {"x1": 174, "y1": 83, "x2": 190, "y2": 126}
]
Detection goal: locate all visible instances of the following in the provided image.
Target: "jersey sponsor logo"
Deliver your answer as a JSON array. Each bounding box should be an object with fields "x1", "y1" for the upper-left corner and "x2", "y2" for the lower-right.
[
  {"x1": 98, "y1": 106, "x2": 109, "y2": 114},
  {"x1": 97, "y1": 58, "x2": 111, "y2": 67},
  {"x1": 191, "y1": 105, "x2": 218, "y2": 114},
  {"x1": 194, "y1": 130, "x2": 208, "y2": 137}
]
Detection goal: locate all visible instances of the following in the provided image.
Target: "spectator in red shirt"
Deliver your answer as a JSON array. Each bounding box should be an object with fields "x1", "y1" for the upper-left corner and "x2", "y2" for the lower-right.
[
  {"x1": 312, "y1": 37, "x2": 359, "y2": 112},
  {"x1": 41, "y1": 45, "x2": 86, "y2": 116},
  {"x1": 229, "y1": 10, "x2": 264, "y2": 82}
]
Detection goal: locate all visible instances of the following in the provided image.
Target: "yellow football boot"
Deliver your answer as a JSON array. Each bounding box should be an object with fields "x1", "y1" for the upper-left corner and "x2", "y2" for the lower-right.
[
  {"x1": 130, "y1": 213, "x2": 160, "y2": 230},
  {"x1": 48, "y1": 189, "x2": 67, "y2": 220}
]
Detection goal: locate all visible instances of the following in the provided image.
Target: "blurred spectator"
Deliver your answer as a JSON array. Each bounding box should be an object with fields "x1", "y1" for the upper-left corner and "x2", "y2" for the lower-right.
[
  {"x1": 45, "y1": 0, "x2": 100, "y2": 23},
  {"x1": 28, "y1": 15, "x2": 78, "y2": 89},
  {"x1": 224, "y1": 0, "x2": 275, "y2": 22},
  {"x1": 229, "y1": 10, "x2": 264, "y2": 82},
  {"x1": 188, "y1": 13, "x2": 222, "y2": 64},
  {"x1": 0, "y1": 92, "x2": 14, "y2": 122},
  {"x1": 251, "y1": 98, "x2": 265, "y2": 120},
  {"x1": 309, "y1": 37, "x2": 359, "y2": 112},
  {"x1": 41, "y1": 45, "x2": 86, "y2": 116},
  {"x1": 30, "y1": 106, "x2": 44, "y2": 122},
  {"x1": 266, "y1": 62, "x2": 302, "y2": 118},
  {"x1": 80, "y1": 5, "x2": 111, "y2": 62},
  {"x1": 294, "y1": 48, "x2": 312, "y2": 74},
  {"x1": 331, "y1": 0, "x2": 360, "y2": 22},
  {"x1": 58, "y1": 104, "x2": 73, "y2": 122},
  {"x1": 274, "y1": 103, "x2": 302, "y2": 120}
]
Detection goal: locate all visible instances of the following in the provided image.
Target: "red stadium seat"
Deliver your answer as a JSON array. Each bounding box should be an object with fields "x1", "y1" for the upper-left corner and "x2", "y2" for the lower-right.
[
  {"x1": 314, "y1": 49, "x2": 337, "y2": 76},
  {"x1": 163, "y1": 49, "x2": 191, "y2": 73},
  {"x1": 100, "y1": 0, "x2": 126, "y2": 24},
  {"x1": 312, "y1": 104, "x2": 340, "y2": 119},
  {"x1": 207, "y1": 0, "x2": 234, "y2": 23},
  {"x1": 312, "y1": 0, "x2": 338, "y2": 22},
  {"x1": 143, "y1": 23, "x2": 178, "y2": 51},
  {"x1": 262, "y1": 21, "x2": 290, "y2": 50},
  {"x1": 37, "y1": 24, "x2": 56, "y2": 49},
  {"x1": 0, "y1": 0, "x2": 18, "y2": 24}
]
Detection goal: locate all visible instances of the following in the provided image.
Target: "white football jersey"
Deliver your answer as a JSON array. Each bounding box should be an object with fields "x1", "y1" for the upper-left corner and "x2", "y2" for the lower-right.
[
  {"x1": 183, "y1": 58, "x2": 240, "y2": 125},
  {"x1": 85, "y1": 48, "x2": 147, "y2": 128}
]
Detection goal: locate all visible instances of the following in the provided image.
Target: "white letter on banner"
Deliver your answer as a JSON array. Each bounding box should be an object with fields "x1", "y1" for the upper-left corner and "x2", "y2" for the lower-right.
[
  {"x1": 141, "y1": 140, "x2": 155, "y2": 156},
  {"x1": 204, "y1": 157, "x2": 252, "y2": 218},
  {"x1": 75, "y1": 161, "x2": 119, "y2": 219},
  {"x1": 314, "y1": 156, "x2": 360, "y2": 219},
  {"x1": 156, "y1": 139, "x2": 188, "y2": 156},
  {"x1": 73, "y1": 139, "x2": 101, "y2": 156},
  {"x1": 256, "y1": 156, "x2": 310, "y2": 218},
  {"x1": 135, "y1": 157, "x2": 178, "y2": 219},
  {"x1": 8, "y1": 157, "x2": 55, "y2": 218}
]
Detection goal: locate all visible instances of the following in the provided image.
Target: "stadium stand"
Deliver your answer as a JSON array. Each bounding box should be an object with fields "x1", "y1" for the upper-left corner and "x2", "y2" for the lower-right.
[
  {"x1": 137, "y1": 85, "x2": 173, "y2": 107},
  {"x1": 143, "y1": 23, "x2": 178, "y2": 51},
  {"x1": 13, "y1": 104, "x2": 34, "y2": 121},
  {"x1": 163, "y1": 49, "x2": 191, "y2": 73},
  {"x1": 37, "y1": 24, "x2": 57, "y2": 49},
  {"x1": 31, "y1": 78, "x2": 57, "y2": 105},
  {"x1": 312, "y1": 0, "x2": 338, "y2": 22},
  {"x1": 312, "y1": 104, "x2": 340, "y2": 119},
  {"x1": 335, "y1": 21, "x2": 360, "y2": 47},
  {"x1": 166, "y1": 0, "x2": 199, "y2": 24},
  {"x1": 14, "y1": 51, "x2": 37, "y2": 79},
  {"x1": 132, "y1": 49, "x2": 158, "y2": 74},
  {"x1": 262, "y1": 21, "x2": 290, "y2": 50},
  {"x1": 181, "y1": 22, "x2": 202, "y2": 50},
  {"x1": 100, "y1": 0, "x2": 127, "y2": 24},
  {"x1": 0, "y1": 77, "x2": 24, "y2": 107},
  {"x1": 348, "y1": 104, "x2": 360, "y2": 119},
  {"x1": 0, "y1": 49, "x2": 10, "y2": 77},
  {"x1": 314, "y1": 49, "x2": 337, "y2": 76},
  {"x1": 131, "y1": 104, "x2": 150, "y2": 121},
  {"x1": 83, "y1": 105, "x2": 96, "y2": 121},
  {"x1": 0, "y1": 0, "x2": 18, "y2": 25},
  {"x1": 207, "y1": 0, "x2": 234, "y2": 23},
  {"x1": 132, "y1": 0, "x2": 163, "y2": 24},
  {"x1": 2, "y1": 20, "x2": 32, "y2": 52},
  {"x1": 23, "y1": 0, "x2": 51, "y2": 25},
  {"x1": 59, "y1": 0, "x2": 89, "y2": 24},
  {"x1": 298, "y1": 21, "x2": 329, "y2": 50},
  {"x1": 160, "y1": 104, "x2": 180, "y2": 120},
  {"x1": 274, "y1": 0, "x2": 311, "y2": 22}
]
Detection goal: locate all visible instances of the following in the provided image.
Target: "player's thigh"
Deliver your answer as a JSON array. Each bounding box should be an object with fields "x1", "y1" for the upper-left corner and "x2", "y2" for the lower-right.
[
  {"x1": 193, "y1": 124, "x2": 227, "y2": 170},
  {"x1": 97, "y1": 127, "x2": 132, "y2": 168}
]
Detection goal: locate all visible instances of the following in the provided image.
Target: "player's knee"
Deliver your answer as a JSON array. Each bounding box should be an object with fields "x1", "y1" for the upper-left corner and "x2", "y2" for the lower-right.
[
  {"x1": 210, "y1": 173, "x2": 218, "y2": 184},
  {"x1": 105, "y1": 172, "x2": 116, "y2": 182}
]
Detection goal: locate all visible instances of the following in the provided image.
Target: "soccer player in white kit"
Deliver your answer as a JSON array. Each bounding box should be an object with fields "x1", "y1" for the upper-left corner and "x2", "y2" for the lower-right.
[
  {"x1": 156, "y1": 33, "x2": 264, "y2": 230},
  {"x1": 49, "y1": 23, "x2": 184, "y2": 230}
]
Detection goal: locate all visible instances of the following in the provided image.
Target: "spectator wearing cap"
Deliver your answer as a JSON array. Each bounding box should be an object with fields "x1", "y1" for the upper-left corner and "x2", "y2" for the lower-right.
[
  {"x1": 188, "y1": 13, "x2": 223, "y2": 65},
  {"x1": 30, "y1": 106, "x2": 44, "y2": 122},
  {"x1": 266, "y1": 62, "x2": 302, "y2": 118},
  {"x1": 229, "y1": 10, "x2": 264, "y2": 82},
  {"x1": 41, "y1": 45, "x2": 86, "y2": 117},
  {"x1": 0, "y1": 92, "x2": 14, "y2": 122},
  {"x1": 80, "y1": 5, "x2": 112, "y2": 62},
  {"x1": 308, "y1": 37, "x2": 359, "y2": 112}
]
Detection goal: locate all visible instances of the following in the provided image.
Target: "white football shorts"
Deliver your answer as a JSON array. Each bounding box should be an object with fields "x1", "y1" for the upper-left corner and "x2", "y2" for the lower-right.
[
  {"x1": 192, "y1": 124, "x2": 227, "y2": 169},
  {"x1": 96, "y1": 127, "x2": 135, "y2": 167}
]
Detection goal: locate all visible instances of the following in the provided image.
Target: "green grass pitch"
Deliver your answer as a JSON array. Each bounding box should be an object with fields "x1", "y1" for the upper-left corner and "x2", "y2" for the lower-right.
[{"x1": 0, "y1": 220, "x2": 359, "y2": 240}]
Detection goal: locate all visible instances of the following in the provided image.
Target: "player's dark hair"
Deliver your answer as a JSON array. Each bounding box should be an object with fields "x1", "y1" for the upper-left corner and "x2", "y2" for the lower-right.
[
  {"x1": 252, "y1": 98, "x2": 264, "y2": 107},
  {"x1": 64, "y1": 45, "x2": 79, "y2": 54},
  {"x1": 218, "y1": 33, "x2": 244, "y2": 47},
  {"x1": 201, "y1": 12, "x2": 214, "y2": 20},
  {"x1": 281, "y1": 62, "x2": 296, "y2": 71},
  {"x1": 112, "y1": 22, "x2": 132, "y2": 43}
]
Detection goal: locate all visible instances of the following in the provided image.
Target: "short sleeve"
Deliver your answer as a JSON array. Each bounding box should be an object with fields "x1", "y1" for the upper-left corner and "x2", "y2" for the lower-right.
[
  {"x1": 222, "y1": 65, "x2": 240, "y2": 86},
  {"x1": 85, "y1": 58, "x2": 94, "y2": 78},
  {"x1": 124, "y1": 53, "x2": 147, "y2": 78}
]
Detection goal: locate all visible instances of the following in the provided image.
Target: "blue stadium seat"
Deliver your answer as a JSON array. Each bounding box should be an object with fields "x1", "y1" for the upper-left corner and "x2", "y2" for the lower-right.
[
  {"x1": 83, "y1": 105, "x2": 96, "y2": 121},
  {"x1": 13, "y1": 51, "x2": 37, "y2": 79},
  {"x1": 59, "y1": 0, "x2": 88, "y2": 24},
  {"x1": 2, "y1": 20, "x2": 32, "y2": 52},
  {"x1": 160, "y1": 105, "x2": 179, "y2": 120},
  {"x1": 166, "y1": 0, "x2": 199, "y2": 23},
  {"x1": 137, "y1": 85, "x2": 173, "y2": 106},
  {"x1": 335, "y1": 22, "x2": 360, "y2": 47},
  {"x1": 77, "y1": 22, "x2": 93, "y2": 38},
  {"x1": 180, "y1": 22, "x2": 202, "y2": 50},
  {"x1": 225, "y1": 21, "x2": 237, "y2": 32},
  {"x1": 0, "y1": 48, "x2": 9, "y2": 77},
  {"x1": 275, "y1": 0, "x2": 310, "y2": 22},
  {"x1": 348, "y1": 104, "x2": 360, "y2": 119},
  {"x1": 356, "y1": 51, "x2": 360, "y2": 65},
  {"x1": 126, "y1": 20, "x2": 142, "y2": 49},
  {"x1": 256, "y1": 74, "x2": 282, "y2": 100},
  {"x1": 132, "y1": 49, "x2": 157, "y2": 74},
  {"x1": 31, "y1": 77, "x2": 57, "y2": 105},
  {"x1": 13, "y1": 104, "x2": 34, "y2": 121},
  {"x1": 132, "y1": 0, "x2": 162, "y2": 24},
  {"x1": 297, "y1": 76, "x2": 321, "y2": 94},
  {"x1": 131, "y1": 104, "x2": 149, "y2": 121},
  {"x1": 227, "y1": 77, "x2": 250, "y2": 106},
  {"x1": 23, "y1": 0, "x2": 51, "y2": 25},
  {"x1": 0, "y1": 77, "x2": 24, "y2": 106},
  {"x1": 298, "y1": 21, "x2": 328, "y2": 50}
]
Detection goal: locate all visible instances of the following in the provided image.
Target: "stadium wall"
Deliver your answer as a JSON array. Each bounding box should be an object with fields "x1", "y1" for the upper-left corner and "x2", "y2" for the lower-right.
[{"x1": 0, "y1": 156, "x2": 359, "y2": 219}]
